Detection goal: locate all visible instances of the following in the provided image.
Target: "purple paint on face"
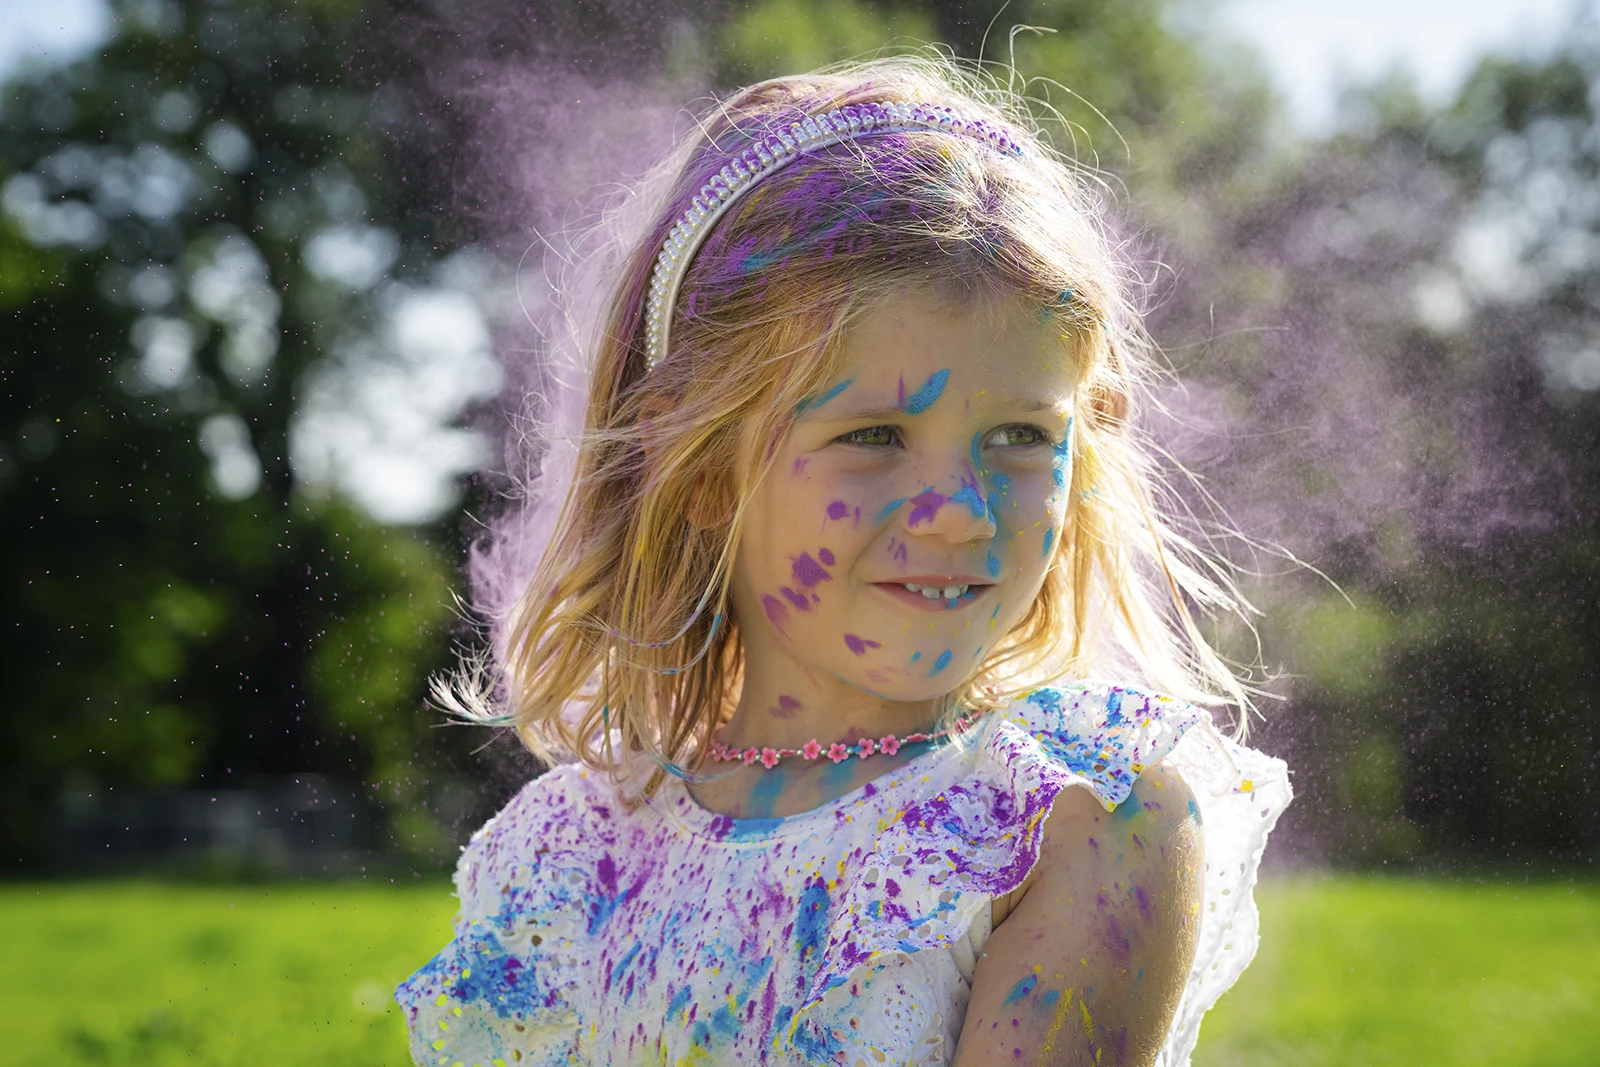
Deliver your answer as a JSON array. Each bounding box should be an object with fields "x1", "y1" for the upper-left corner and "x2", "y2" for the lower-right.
[
  {"x1": 843, "y1": 634, "x2": 882, "y2": 655},
  {"x1": 826, "y1": 500, "x2": 849, "y2": 521},
  {"x1": 780, "y1": 586, "x2": 811, "y2": 611},
  {"x1": 792, "y1": 457, "x2": 808, "y2": 477},
  {"x1": 768, "y1": 694, "x2": 803, "y2": 720},
  {"x1": 817, "y1": 547, "x2": 835, "y2": 566},
  {"x1": 888, "y1": 538, "x2": 908, "y2": 567},
  {"x1": 791, "y1": 552, "x2": 831, "y2": 587},
  {"x1": 907, "y1": 489, "x2": 946, "y2": 526},
  {"x1": 762, "y1": 594, "x2": 788, "y2": 629}
]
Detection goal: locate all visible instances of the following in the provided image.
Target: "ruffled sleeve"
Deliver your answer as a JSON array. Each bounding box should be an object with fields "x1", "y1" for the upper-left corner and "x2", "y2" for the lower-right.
[
  {"x1": 395, "y1": 768, "x2": 597, "y2": 1067},
  {"x1": 786, "y1": 682, "x2": 1289, "y2": 1067}
]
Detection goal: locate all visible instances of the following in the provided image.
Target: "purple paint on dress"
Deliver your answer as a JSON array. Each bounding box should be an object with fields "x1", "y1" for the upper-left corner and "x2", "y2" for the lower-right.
[{"x1": 791, "y1": 552, "x2": 832, "y2": 587}]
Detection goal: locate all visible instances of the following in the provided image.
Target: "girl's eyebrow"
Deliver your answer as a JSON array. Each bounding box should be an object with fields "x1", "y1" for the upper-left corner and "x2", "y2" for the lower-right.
[{"x1": 802, "y1": 394, "x2": 1070, "y2": 422}]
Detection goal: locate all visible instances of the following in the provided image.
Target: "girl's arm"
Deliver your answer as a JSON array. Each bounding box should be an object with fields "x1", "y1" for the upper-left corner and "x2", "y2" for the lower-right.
[{"x1": 953, "y1": 760, "x2": 1203, "y2": 1067}]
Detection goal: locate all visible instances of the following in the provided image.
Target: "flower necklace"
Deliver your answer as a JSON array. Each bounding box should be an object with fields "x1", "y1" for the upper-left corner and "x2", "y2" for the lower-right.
[{"x1": 707, "y1": 709, "x2": 989, "y2": 770}]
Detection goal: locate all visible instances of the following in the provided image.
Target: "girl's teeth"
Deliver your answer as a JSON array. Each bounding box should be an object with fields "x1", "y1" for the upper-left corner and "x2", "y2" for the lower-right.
[{"x1": 901, "y1": 582, "x2": 971, "y2": 599}]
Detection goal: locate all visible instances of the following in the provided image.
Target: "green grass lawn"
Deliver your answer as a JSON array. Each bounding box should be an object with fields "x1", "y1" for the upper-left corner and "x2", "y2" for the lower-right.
[
  {"x1": 1191, "y1": 876, "x2": 1598, "y2": 1067},
  {"x1": 2, "y1": 875, "x2": 1594, "y2": 1065}
]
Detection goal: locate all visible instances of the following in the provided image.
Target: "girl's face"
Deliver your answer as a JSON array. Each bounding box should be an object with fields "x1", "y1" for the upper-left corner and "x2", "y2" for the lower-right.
[{"x1": 730, "y1": 289, "x2": 1076, "y2": 706}]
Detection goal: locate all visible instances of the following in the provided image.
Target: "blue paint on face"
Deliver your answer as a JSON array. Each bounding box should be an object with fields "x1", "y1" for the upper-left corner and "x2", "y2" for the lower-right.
[
  {"x1": 969, "y1": 431, "x2": 983, "y2": 470},
  {"x1": 1042, "y1": 527, "x2": 1055, "y2": 558},
  {"x1": 1002, "y1": 973, "x2": 1038, "y2": 1006},
  {"x1": 876, "y1": 497, "x2": 907, "y2": 522},
  {"x1": 910, "y1": 651, "x2": 921, "y2": 663},
  {"x1": 986, "y1": 551, "x2": 1001, "y2": 578},
  {"x1": 1051, "y1": 417, "x2": 1074, "y2": 488},
  {"x1": 900, "y1": 369, "x2": 950, "y2": 415},
  {"x1": 949, "y1": 480, "x2": 988, "y2": 518},
  {"x1": 1042, "y1": 988, "x2": 1061, "y2": 1006},
  {"x1": 796, "y1": 377, "x2": 854, "y2": 415},
  {"x1": 993, "y1": 471, "x2": 1011, "y2": 493},
  {"x1": 929, "y1": 649, "x2": 952, "y2": 676}
]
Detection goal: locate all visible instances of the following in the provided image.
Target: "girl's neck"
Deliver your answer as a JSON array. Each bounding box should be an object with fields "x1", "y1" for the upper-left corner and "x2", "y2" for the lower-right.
[{"x1": 718, "y1": 669, "x2": 944, "y2": 755}]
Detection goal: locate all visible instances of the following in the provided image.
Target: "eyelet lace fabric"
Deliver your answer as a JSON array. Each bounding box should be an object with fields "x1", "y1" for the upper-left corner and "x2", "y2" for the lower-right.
[{"x1": 396, "y1": 683, "x2": 1290, "y2": 1066}]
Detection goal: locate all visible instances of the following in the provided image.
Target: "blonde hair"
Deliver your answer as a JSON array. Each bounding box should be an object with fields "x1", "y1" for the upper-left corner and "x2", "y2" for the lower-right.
[{"x1": 445, "y1": 56, "x2": 1255, "y2": 786}]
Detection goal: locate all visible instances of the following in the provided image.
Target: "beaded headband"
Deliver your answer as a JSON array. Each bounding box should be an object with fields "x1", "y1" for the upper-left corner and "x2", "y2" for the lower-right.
[{"x1": 643, "y1": 100, "x2": 1026, "y2": 370}]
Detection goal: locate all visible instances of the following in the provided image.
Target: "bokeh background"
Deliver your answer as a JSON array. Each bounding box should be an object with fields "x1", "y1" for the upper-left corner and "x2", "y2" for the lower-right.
[{"x1": 2, "y1": 0, "x2": 1596, "y2": 1063}]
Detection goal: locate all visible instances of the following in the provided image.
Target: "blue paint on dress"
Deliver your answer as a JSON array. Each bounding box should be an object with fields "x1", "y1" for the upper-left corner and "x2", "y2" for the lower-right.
[{"x1": 795, "y1": 878, "x2": 831, "y2": 961}]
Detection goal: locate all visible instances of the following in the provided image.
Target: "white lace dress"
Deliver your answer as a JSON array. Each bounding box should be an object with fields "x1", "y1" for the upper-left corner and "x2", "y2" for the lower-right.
[{"x1": 396, "y1": 682, "x2": 1291, "y2": 1065}]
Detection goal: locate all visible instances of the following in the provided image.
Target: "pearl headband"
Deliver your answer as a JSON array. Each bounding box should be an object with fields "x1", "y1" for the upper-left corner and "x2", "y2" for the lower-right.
[{"x1": 643, "y1": 100, "x2": 1026, "y2": 370}]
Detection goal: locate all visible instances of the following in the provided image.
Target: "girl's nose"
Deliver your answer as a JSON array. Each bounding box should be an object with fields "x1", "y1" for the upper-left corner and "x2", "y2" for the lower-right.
[{"x1": 899, "y1": 472, "x2": 997, "y2": 544}]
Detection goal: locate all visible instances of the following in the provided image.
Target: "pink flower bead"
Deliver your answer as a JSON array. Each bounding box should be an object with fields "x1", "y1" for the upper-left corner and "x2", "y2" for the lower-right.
[
  {"x1": 742, "y1": 747, "x2": 760, "y2": 765},
  {"x1": 827, "y1": 742, "x2": 849, "y2": 763},
  {"x1": 801, "y1": 740, "x2": 823, "y2": 761},
  {"x1": 759, "y1": 748, "x2": 780, "y2": 769},
  {"x1": 878, "y1": 735, "x2": 900, "y2": 756},
  {"x1": 857, "y1": 738, "x2": 876, "y2": 758}
]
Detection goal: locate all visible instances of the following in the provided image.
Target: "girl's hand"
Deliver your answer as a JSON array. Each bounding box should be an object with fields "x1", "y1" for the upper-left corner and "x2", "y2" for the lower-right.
[{"x1": 953, "y1": 760, "x2": 1202, "y2": 1067}]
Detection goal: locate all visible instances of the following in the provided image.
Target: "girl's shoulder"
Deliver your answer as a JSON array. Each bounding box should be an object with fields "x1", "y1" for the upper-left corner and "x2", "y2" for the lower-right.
[
  {"x1": 452, "y1": 763, "x2": 627, "y2": 922},
  {"x1": 982, "y1": 680, "x2": 1210, "y2": 810}
]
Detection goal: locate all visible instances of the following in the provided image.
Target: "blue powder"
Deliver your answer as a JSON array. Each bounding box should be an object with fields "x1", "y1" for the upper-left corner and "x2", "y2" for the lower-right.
[
  {"x1": 1001, "y1": 973, "x2": 1038, "y2": 1006},
  {"x1": 795, "y1": 377, "x2": 854, "y2": 415},
  {"x1": 900, "y1": 369, "x2": 950, "y2": 415}
]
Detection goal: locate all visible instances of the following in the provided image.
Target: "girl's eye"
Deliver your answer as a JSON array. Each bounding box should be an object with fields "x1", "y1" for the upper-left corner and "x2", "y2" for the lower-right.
[
  {"x1": 835, "y1": 425, "x2": 901, "y2": 448},
  {"x1": 984, "y1": 424, "x2": 1050, "y2": 448}
]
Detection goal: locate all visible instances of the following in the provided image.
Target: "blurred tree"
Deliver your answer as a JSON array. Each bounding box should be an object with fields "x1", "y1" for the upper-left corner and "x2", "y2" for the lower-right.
[
  {"x1": 0, "y1": 0, "x2": 509, "y2": 870},
  {"x1": 1165, "y1": 33, "x2": 1600, "y2": 866}
]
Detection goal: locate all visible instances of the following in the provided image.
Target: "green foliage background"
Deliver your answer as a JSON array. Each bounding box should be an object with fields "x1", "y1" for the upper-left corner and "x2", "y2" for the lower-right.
[{"x1": 3, "y1": 0, "x2": 1597, "y2": 875}]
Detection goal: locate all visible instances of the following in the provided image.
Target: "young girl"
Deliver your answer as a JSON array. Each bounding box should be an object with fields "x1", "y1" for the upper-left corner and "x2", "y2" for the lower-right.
[{"x1": 398, "y1": 58, "x2": 1290, "y2": 1066}]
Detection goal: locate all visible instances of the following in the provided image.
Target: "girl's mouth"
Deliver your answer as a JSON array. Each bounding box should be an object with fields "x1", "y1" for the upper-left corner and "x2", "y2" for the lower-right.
[{"x1": 872, "y1": 580, "x2": 992, "y2": 611}]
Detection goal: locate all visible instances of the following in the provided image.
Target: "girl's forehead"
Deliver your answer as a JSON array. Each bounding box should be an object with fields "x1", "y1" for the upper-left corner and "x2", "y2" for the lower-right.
[{"x1": 828, "y1": 290, "x2": 1078, "y2": 396}]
